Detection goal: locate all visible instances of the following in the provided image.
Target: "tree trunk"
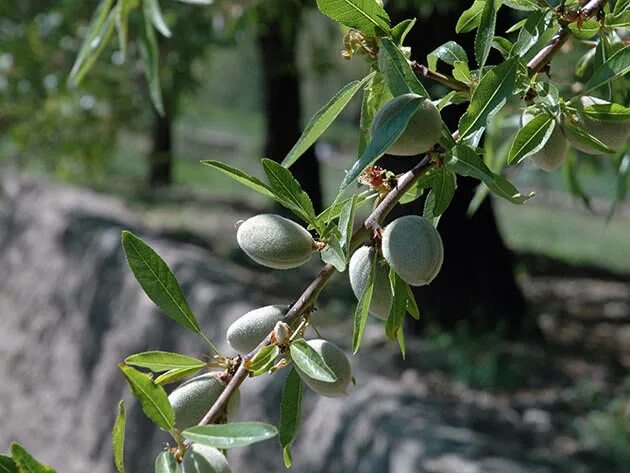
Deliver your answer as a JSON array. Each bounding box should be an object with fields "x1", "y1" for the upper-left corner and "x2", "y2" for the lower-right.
[
  {"x1": 256, "y1": 2, "x2": 323, "y2": 213},
  {"x1": 149, "y1": 107, "x2": 173, "y2": 187},
  {"x1": 386, "y1": 5, "x2": 533, "y2": 337}
]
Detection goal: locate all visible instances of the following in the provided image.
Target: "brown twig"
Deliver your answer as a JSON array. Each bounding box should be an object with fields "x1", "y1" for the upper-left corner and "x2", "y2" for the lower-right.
[{"x1": 410, "y1": 62, "x2": 470, "y2": 92}]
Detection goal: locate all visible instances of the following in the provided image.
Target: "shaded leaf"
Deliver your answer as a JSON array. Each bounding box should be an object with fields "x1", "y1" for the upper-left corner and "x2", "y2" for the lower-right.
[
  {"x1": 391, "y1": 18, "x2": 416, "y2": 45},
  {"x1": 144, "y1": 0, "x2": 171, "y2": 37},
  {"x1": 385, "y1": 270, "x2": 408, "y2": 340},
  {"x1": 321, "y1": 234, "x2": 346, "y2": 272},
  {"x1": 341, "y1": 94, "x2": 423, "y2": 190},
  {"x1": 119, "y1": 364, "x2": 174, "y2": 431},
  {"x1": 456, "y1": 0, "x2": 485, "y2": 33},
  {"x1": 290, "y1": 339, "x2": 337, "y2": 382},
  {"x1": 430, "y1": 167, "x2": 457, "y2": 216},
  {"x1": 562, "y1": 120, "x2": 616, "y2": 154},
  {"x1": 0, "y1": 456, "x2": 17, "y2": 473},
  {"x1": 154, "y1": 366, "x2": 204, "y2": 385},
  {"x1": 448, "y1": 145, "x2": 494, "y2": 182},
  {"x1": 352, "y1": 248, "x2": 376, "y2": 353},
  {"x1": 475, "y1": 0, "x2": 500, "y2": 68},
  {"x1": 486, "y1": 174, "x2": 534, "y2": 204},
  {"x1": 582, "y1": 103, "x2": 630, "y2": 121},
  {"x1": 427, "y1": 41, "x2": 468, "y2": 71},
  {"x1": 279, "y1": 368, "x2": 303, "y2": 468},
  {"x1": 339, "y1": 195, "x2": 357, "y2": 257},
  {"x1": 183, "y1": 422, "x2": 279, "y2": 449}
]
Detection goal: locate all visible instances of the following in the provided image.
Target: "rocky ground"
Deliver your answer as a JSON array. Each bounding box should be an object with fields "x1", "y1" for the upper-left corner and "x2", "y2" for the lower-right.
[{"x1": 1, "y1": 173, "x2": 628, "y2": 473}]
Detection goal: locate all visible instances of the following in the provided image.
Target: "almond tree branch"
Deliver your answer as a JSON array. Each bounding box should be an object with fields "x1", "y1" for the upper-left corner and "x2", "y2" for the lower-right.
[
  {"x1": 198, "y1": 0, "x2": 610, "y2": 429},
  {"x1": 198, "y1": 155, "x2": 436, "y2": 426},
  {"x1": 410, "y1": 62, "x2": 470, "y2": 92},
  {"x1": 527, "y1": 0, "x2": 608, "y2": 74}
]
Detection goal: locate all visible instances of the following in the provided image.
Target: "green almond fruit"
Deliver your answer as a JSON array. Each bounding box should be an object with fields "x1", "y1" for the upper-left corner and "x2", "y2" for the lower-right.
[
  {"x1": 562, "y1": 96, "x2": 630, "y2": 156},
  {"x1": 226, "y1": 304, "x2": 288, "y2": 354},
  {"x1": 370, "y1": 93, "x2": 442, "y2": 156},
  {"x1": 182, "y1": 443, "x2": 231, "y2": 473},
  {"x1": 236, "y1": 214, "x2": 315, "y2": 269},
  {"x1": 382, "y1": 215, "x2": 443, "y2": 286},
  {"x1": 521, "y1": 111, "x2": 569, "y2": 171},
  {"x1": 294, "y1": 339, "x2": 352, "y2": 398},
  {"x1": 348, "y1": 246, "x2": 392, "y2": 320},
  {"x1": 168, "y1": 373, "x2": 240, "y2": 431}
]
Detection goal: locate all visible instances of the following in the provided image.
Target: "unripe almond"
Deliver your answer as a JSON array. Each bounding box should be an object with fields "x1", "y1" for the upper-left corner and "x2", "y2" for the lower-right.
[
  {"x1": 348, "y1": 246, "x2": 392, "y2": 320},
  {"x1": 382, "y1": 215, "x2": 443, "y2": 286},
  {"x1": 168, "y1": 373, "x2": 240, "y2": 431},
  {"x1": 183, "y1": 443, "x2": 231, "y2": 473},
  {"x1": 294, "y1": 339, "x2": 352, "y2": 398},
  {"x1": 521, "y1": 111, "x2": 569, "y2": 171},
  {"x1": 370, "y1": 94, "x2": 442, "y2": 156},
  {"x1": 236, "y1": 214, "x2": 315, "y2": 269},
  {"x1": 226, "y1": 305, "x2": 287, "y2": 354},
  {"x1": 562, "y1": 96, "x2": 630, "y2": 155}
]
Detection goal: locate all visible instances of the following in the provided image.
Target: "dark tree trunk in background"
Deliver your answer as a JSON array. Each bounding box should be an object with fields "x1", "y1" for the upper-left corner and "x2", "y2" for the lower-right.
[
  {"x1": 386, "y1": 4, "x2": 533, "y2": 337},
  {"x1": 257, "y1": 2, "x2": 323, "y2": 213},
  {"x1": 149, "y1": 107, "x2": 173, "y2": 187}
]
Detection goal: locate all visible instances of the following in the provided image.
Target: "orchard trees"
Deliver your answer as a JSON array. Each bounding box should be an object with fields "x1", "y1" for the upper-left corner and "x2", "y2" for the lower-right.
[{"x1": 3, "y1": 0, "x2": 629, "y2": 472}]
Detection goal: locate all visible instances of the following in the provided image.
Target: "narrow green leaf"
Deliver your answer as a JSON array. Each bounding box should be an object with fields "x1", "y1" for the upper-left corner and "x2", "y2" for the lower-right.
[
  {"x1": 155, "y1": 451, "x2": 177, "y2": 473},
  {"x1": 613, "y1": 0, "x2": 630, "y2": 16},
  {"x1": 144, "y1": 0, "x2": 171, "y2": 37},
  {"x1": 609, "y1": 153, "x2": 630, "y2": 218},
  {"x1": 201, "y1": 160, "x2": 275, "y2": 199},
  {"x1": 121, "y1": 231, "x2": 201, "y2": 334},
  {"x1": 507, "y1": 113, "x2": 555, "y2": 164},
  {"x1": 154, "y1": 366, "x2": 204, "y2": 385},
  {"x1": 430, "y1": 168, "x2": 457, "y2": 216},
  {"x1": 568, "y1": 19, "x2": 599, "y2": 39},
  {"x1": 378, "y1": 38, "x2": 429, "y2": 98},
  {"x1": 448, "y1": 145, "x2": 494, "y2": 182},
  {"x1": 139, "y1": 4, "x2": 164, "y2": 115},
  {"x1": 315, "y1": 0, "x2": 391, "y2": 36},
  {"x1": 283, "y1": 74, "x2": 374, "y2": 168},
  {"x1": 0, "y1": 456, "x2": 17, "y2": 473},
  {"x1": 475, "y1": 0, "x2": 500, "y2": 69},
  {"x1": 183, "y1": 422, "x2": 279, "y2": 449},
  {"x1": 352, "y1": 249, "x2": 376, "y2": 353},
  {"x1": 112, "y1": 400, "x2": 126, "y2": 473},
  {"x1": 290, "y1": 339, "x2": 337, "y2": 382},
  {"x1": 586, "y1": 46, "x2": 630, "y2": 93},
  {"x1": 125, "y1": 351, "x2": 206, "y2": 372},
  {"x1": 486, "y1": 174, "x2": 534, "y2": 204},
  {"x1": 582, "y1": 103, "x2": 630, "y2": 121},
  {"x1": 562, "y1": 120, "x2": 616, "y2": 154},
  {"x1": 391, "y1": 18, "x2": 416, "y2": 45},
  {"x1": 279, "y1": 368, "x2": 303, "y2": 463},
  {"x1": 10, "y1": 444, "x2": 55, "y2": 473},
  {"x1": 262, "y1": 158, "x2": 317, "y2": 227},
  {"x1": 510, "y1": 10, "x2": 547, "y2": 56},
  {"x1": 320, "y1": 234, "x2": 346, "y2": 272},
  {"x1": 119, "y1": 364, "x2": 175, "y2": 431},
  {"x1": 456, "y1": 0, "x2": 485, "y2": 33},
  {"x1": 68, "y1": 0, "x2": 116, "y2": 86},
  {"x1": 427, "y1": 41, "x2": 468, "y2": 71},
  {"x1": 114, "y1": 0, "x2": 133, "y2": 61},
  {"x1": 339, "y1": 194, "x2": 357, "y2": 257},
  {"x1": 316, "y1": 192, "x2": 373, "y2": 226},
  {"x1": 405, "y1": 285, "x2": 420, "y2": 320},
  {"x1": 459, "y1": 57, "x2": 518, "y2": 144},
  {"x1": 563, "y1": 153, "x2": 592, "y2": 209},
  {"x1": 341, "y1": 94, "x2": 422, "y2": 190},
  {"x1": 385, "y1": 270, "x2": 408, "y2": 340}
]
